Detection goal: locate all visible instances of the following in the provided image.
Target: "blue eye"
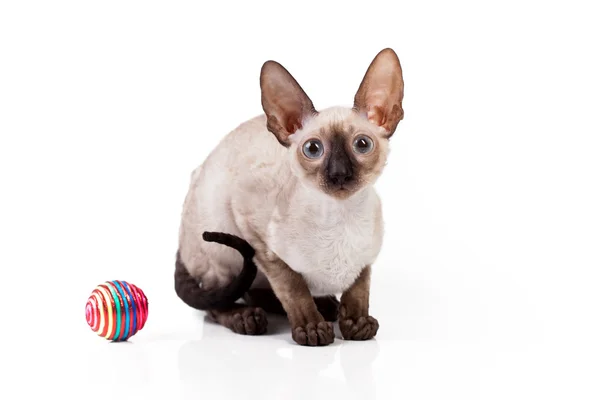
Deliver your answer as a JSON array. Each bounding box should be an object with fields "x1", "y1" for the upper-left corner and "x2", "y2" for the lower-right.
[
  {"x1": 302, "y1": 139, "x2": 324, "y2": 159},
  {"x1": 353, "y1": 135, "x2": 374, "y2": 154}
]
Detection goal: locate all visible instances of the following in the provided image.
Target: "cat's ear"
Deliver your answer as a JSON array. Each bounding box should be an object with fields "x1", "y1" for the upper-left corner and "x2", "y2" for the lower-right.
[
  {"x1": 260, "y1": 60, "x2": 317, "y2": 146},
  {"x1": 353, "y1": 48, "x2": 404, "y2": 138}
]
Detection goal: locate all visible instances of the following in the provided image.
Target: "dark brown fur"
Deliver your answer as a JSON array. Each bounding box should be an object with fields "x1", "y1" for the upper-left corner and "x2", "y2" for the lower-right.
[
  {"x1": 244, "y1": 288, "x2": 340, "y2": 322},
  {"x1": 338, "y1": 265, "x2": 379, "y2": 340},
  {"x1": 206, "y1": 304, "x2": 268, "y2": 335},
  {"x1": 253, "y1": 251, "x2": 335, "y2": 346},
  {"x1": 174, "y1": 232, "x2": 257, "y2": 311}
]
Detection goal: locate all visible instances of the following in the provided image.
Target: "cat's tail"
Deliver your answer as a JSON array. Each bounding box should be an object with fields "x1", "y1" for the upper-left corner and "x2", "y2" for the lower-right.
[{"x1": 174, "y1": 232, "x2": 257, "y2": 311}]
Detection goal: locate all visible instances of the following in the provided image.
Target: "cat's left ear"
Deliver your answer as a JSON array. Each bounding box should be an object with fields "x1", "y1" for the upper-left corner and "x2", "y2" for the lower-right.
[{"x1": 353, "y1": 48, "x2": 404, "y2": 138}]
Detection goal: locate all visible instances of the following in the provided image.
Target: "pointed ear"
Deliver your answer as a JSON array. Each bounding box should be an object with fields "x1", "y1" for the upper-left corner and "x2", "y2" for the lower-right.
[
  {"x1": 260, "y1": 60, "x2": 317, "y2": 146},
  {"x1": 353, "y1": 48, "x2": 404, "y2": 138}
]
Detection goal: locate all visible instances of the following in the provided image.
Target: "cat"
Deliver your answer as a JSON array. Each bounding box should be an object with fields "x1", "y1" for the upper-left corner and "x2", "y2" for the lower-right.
[{"x1": 174, "y1": 48, "x2": 404, "y2": 346}]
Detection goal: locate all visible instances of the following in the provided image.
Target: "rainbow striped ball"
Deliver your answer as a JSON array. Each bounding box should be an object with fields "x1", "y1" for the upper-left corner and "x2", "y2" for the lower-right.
[{"x1": 85, "y1": 280, "x2": 148, "y2": 341}]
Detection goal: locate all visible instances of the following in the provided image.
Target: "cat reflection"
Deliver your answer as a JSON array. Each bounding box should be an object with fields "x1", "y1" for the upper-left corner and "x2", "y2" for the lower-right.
[{"x1": 177, "y1": 319, "x2": 379, "y2": 400}]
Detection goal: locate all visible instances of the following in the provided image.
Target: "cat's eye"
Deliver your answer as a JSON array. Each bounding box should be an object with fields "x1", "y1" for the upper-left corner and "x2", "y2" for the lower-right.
[
  {"x1": 302, "y1": 139, "x2": 324, "y2": 159},
  {"x1": 353, "y1": 135, "x2": 374, "y2": 154}
]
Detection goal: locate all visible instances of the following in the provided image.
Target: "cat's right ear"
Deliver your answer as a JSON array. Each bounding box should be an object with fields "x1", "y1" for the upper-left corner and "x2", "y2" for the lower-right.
[{"x1": 260, "y1": 61, "x2": 317, "y2": 147}]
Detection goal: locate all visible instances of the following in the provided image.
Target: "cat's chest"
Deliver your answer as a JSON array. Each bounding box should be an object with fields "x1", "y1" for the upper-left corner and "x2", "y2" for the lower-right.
[{"x1": 269, "y1": 210, "x2": 382, "y2": 296}]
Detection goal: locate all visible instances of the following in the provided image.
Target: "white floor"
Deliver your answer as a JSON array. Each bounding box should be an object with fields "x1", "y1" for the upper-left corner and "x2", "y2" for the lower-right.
[{"x1": 19, "y1": 242, "x2": 599, "y2": 400}]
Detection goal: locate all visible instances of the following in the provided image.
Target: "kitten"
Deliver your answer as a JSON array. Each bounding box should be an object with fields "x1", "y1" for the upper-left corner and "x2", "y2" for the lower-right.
[{"x1": 175, "y1": 48, "x2": 404, "y2": 346}]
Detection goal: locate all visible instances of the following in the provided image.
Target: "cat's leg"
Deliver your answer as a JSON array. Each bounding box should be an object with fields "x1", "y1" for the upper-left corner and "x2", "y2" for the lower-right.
[
  {"x1": 206, "y1": 304, "x2": 268, "y2": 335},
  {"x1": 338, "y1": 265, "x2": 379, "y2": 341},
  {"x1": 244, "y1": 288, "x2": 286, "y2": 315},
  {"x1": 254, "y1": 255, "x2": 335, "y2": 346},
  {"x1": 244, "y1": 288, "x2": 339, "y2": 322},
  {"x1": 313, "y1": 296, "x2": 340, "y2": 322}
]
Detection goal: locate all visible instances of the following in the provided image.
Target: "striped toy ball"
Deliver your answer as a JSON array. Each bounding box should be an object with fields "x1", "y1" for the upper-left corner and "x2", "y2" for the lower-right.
[{"x1": 85, "y1": 280, "x2": 148, "y2": 341}]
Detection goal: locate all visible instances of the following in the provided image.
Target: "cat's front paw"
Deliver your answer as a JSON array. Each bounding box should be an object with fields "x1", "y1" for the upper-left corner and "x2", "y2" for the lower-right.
[
  {"x1": 340, "y1": 316, "x2": 379, "y2": 340},
  {"x1": 292, "y1": 321, "x2": 335, "y2": 346}
]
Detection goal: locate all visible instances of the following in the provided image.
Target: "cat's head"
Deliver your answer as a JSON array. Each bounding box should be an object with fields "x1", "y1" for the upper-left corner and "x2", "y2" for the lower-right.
[{"x1": 260, "y1": 48, "x2": 404, "y2": 200}]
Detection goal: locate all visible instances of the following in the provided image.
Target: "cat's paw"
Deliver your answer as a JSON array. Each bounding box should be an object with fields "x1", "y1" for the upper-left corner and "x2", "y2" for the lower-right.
[
  {"x1": 340, "y1": 315, "x2": 379, "y2": 340},
  {"x1": 230, "y1": 307, "x2": 268, "y2": 335},
  {"x1": 292, "y1": 321, "x2": 335, "y2": 346}
]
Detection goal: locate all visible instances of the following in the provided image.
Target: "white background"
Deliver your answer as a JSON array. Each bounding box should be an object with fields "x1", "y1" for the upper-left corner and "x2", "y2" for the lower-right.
[{"x1": 1, "y1": 1, "x2": 599, "y2": 399}]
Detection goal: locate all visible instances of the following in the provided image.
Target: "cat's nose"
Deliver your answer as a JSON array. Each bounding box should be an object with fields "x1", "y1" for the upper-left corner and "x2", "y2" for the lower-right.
[
  {"x1": 327, "y1": 161, "x2": 353, "y2": 185},
  {"x1": 326, "y1": 143, "x2": 354, "y2": 186},
  {"x1": 329, "y1": 171, "x2": 353, "y2": 185}
]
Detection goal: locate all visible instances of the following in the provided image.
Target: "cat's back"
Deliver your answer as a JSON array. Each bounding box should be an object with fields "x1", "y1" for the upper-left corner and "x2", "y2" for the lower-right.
[
  {"x1": 179, "y1": 114, "x2": 288, "y2": 271},
  {"x1": 199, "y1": 114, "x2": 286, "y2": 181},
  {"x1": 185, "y1": 115, "x2": 288, "y2": 226}
]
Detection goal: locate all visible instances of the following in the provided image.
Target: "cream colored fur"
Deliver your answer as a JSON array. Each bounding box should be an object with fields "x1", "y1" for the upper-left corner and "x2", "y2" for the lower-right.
[{"x1": 178, "y1": 107, "x2": 388, "y2": 297}]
